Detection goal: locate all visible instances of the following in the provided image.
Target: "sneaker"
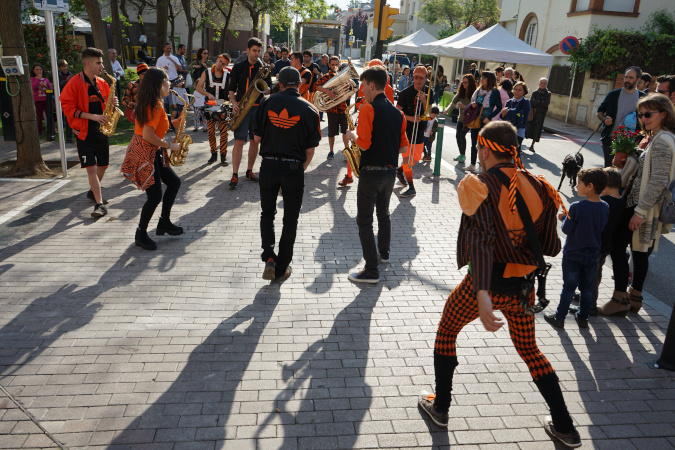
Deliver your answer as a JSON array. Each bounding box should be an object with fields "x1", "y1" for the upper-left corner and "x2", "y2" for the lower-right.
[
  {"x1": 338, "y1": 175, "x2": 353, "y2": 187},
  {"x1": 379, "y1": 253, "x2": 389, "y2": 263},
  {"x1": 568, "y1": 305, "x2": 598, "y2": 317},
  {"x1": 423, "y1": 155, "x2": 432, "y2": 162},
  {"x1": 221, "y1": 153, "x2": 229, "y2": 166},
  {"x1": 463, "y1": 164, "x2": 476, "y2": 173},
  {"x1": 229, "y1": 174, "x2": 238, "y2": 188},
  {"x1": 86, "y1": 190, "x2": 108, "y2": 204},
  {"x1": 399, "y1": 187, "x2": 416, "y2": 198},
  {"x1": 544, "y1": 415, "x2": 581, "y2": 448},
  {"x1": 396, "y1": 170, "x2": 408, "y2": 186},
  {"x1": 273, "y1": 266, "x2": 292, "y2": 283},
  {"x1": 453, "y1": 155, "x2": 466, "y2": 163},
  {"x1": 193, "y1": 127, "x2": 199, "y2": 132},
  {"x1": 262, "y1": 258, "x2": 276, "y2": 281},
  {"x1": 207, "y1": 153, "x2": 218, "y2": 164},
  {"x1": 574, "y1": 313, "x2": 589, "y2": 329},
  {"x1": 91, "y1": 203, "x2": 107, "y2": 218},
  {"x1": 544, "y1": 312, "x2": 565, "y2": 329},
  {"x1": 327, "y1": 151, "x2": 334, "y2": 160},
  {"x1": 246, "y1": 170, "x2": 259, "y2": 182},
  {"x1": 202, "y1": 127, "x2": 208, "y2": 133},
  {"x1": 418, "y1": 394, "x2": 448, "y2": 428},
  {"x1": 348, "y1": 270, "x2": 379, "y2": 284}
]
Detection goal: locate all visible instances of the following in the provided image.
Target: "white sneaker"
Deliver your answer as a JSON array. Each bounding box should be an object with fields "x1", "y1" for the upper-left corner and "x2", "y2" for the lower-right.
[{"x1": 463, "y1": 164, "x2": 476, "y2": 173}]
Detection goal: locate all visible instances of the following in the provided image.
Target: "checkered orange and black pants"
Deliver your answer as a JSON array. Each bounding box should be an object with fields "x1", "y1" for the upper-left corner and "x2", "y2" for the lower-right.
[
  {"x1": 431, "y1": 273, "x2": 574, "y2": 435},
  {"x1": 207, "y1": 120, "x2": 228, "y2": 155}
]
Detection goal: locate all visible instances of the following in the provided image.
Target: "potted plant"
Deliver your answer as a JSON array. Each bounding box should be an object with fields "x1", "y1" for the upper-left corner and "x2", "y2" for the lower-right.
[{"x1": 610, "y1": 125, "x2": 639, "y2": 168}]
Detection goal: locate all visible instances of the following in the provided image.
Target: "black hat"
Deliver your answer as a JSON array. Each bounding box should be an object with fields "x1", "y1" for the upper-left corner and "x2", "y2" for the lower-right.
[{"x1": 278, "y1": 66, "x2": 300, "y2": 87}]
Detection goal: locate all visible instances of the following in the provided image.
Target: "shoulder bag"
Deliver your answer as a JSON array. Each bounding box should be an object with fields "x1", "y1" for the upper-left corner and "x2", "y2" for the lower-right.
[{"x1": 463, "y1": 103, "x2": 483, "y2": 129}]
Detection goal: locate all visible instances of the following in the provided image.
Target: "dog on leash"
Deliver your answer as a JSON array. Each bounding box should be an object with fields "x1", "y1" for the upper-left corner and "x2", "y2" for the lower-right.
[{"x1": 558, "y1": 153, "x2": 584, "y2": 190}]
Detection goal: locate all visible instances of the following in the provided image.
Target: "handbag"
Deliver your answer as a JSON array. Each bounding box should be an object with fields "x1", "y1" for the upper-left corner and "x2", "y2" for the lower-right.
[{"x1": 463, "y1": 103, "x2": 483, "y2": 129}]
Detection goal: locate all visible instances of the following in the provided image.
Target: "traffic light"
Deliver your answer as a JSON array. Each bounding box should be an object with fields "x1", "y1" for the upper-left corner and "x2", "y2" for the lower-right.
[
  {"x1": 379, "y1": 5, "x2": 399, "y2": 41},
  {"x1": 374, "y1": 0, "x2": 382, "y2": 26}
]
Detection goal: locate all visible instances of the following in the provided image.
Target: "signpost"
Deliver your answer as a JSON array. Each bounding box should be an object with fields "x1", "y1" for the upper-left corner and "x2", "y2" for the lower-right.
[
  {"x1": 34, "y1": 0, "x2": 70, "y2": 178},
  {"x1": 560, "y1": 36, "x2": 579, "y2": 124}
]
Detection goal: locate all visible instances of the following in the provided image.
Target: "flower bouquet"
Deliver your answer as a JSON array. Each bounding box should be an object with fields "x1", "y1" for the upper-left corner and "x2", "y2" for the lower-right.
[{"x1": 611, "y1": 125, "x2": 638, "y2": 168}]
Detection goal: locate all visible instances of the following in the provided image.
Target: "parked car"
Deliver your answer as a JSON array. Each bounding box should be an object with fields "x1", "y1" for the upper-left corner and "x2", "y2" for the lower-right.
[{"x1": 382, "y1": 53, "x2": 411, "y2": 74}]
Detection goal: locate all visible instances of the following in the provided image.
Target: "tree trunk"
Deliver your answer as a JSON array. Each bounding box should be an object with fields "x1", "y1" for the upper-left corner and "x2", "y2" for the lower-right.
[
  {"x1": 168, "y1": 2, "x2": 176, "y2": 46},
  {"x1": 0, "y1": 0, "x2": 49, "y2": 176},
  {"x1": 110, "y1": 0, "x2": 126, "y2": 69},
  {"x1": 82, "y1": 0, "x2": 114, "y2": 73},
  {"x1": 120, "y1": 0, "x2": 136, "y2": 63},
  {"x1": 181, "y1": 0, "x2": 195, "y2": 60},
  {"x1": 213, "y1": 0, "x2": 236, "y2": 54},
  {"x1": 249, "y1": 9, "x2": 260, "y2": 37},
  {"x1": 155, "y1": 0, "x2": 169, "y2": 58}
]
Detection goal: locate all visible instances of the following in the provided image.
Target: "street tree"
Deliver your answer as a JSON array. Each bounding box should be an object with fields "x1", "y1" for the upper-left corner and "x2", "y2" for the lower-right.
[
  {"x1": 82, "y1": 0, "x2": 114, "y2": 73},
  {"x1": 0, "y1": 0, "x2": 48, "y2": 175},
  {"x1": 155, "y1": 0, "x2": 169, "y2": 57},
  {"x1": 418, "y1": 0, "x2": 500, "y2": 30}
]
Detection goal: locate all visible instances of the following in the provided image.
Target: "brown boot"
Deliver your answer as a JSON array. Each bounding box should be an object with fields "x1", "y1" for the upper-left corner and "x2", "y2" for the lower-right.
[
  {"x1": 598, "y1": 290, "x2": 630, "y2": 317},
  {"x1": 628, "y1": 287, "x2": 643, "y2": 314}
]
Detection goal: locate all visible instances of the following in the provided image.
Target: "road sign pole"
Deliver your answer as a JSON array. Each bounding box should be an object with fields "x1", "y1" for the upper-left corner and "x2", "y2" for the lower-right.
[
  {"x1": 45, "y1": 10, "x2": 68, "y2": 178},
  {"x1": 433, "y1": 117, "x2": 445, "y2": 176}
]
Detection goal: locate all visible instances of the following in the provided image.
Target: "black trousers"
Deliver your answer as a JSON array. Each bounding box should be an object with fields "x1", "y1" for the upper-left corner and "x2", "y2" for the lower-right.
[
  {"x1": 259, "y1": 158, "x2": 305, "y2": 278},
  {"x1": 610, "y1": 205, "x2": 653, "y2": 292},
  {"x1": 601, "y1": 136, "x2": 615, "y2": 168},
  {"x1": 139, "y1": 151, "x2": 181, "y2": 231},
  {"x1": 356, "y1": 169, "x2": 396, "y2": 277}
]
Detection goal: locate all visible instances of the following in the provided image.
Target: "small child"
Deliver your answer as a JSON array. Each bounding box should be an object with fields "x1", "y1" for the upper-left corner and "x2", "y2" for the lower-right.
[
  {"x1": 545, "y1": 167, "x2": 609, "y2": 329},
  {"x1": 423, "y1": 106, "x2": 439, "y2": 162}
]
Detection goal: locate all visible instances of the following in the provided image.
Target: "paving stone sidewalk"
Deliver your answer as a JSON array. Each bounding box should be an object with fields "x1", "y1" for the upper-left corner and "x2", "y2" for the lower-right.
[{"x1": 0, "y1": 130, "x2": 673, "y2": 449}]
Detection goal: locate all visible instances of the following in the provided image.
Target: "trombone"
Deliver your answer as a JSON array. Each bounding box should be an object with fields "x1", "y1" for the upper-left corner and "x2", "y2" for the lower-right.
[{"x1": 406, "y1": 82, "x2": 432, "y2": 167}]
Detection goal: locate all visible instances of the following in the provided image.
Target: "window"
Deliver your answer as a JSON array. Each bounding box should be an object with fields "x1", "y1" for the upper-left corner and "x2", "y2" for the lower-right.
[{"x1": 524, "y1": 18, "x2": 537, "y2": 46}]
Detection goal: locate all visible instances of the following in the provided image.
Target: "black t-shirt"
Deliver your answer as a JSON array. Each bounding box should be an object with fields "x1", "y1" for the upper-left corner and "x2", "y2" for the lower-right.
[
  {"x1": 228, "y1": 59, "x2": 272, "y2": 104},
  {"x1": 397, "y1": 84, "x2": 428, "y2": 144},
  {"x1": 600, "y1": 194, "x2": 627, "y2": 254},
  {"x1": 304, "y1": 62, "x2": 320, "y2": 89},
  {"x1": 85, "y1": 74, "x2": 107, "y2": 142},
  {"x1": 253, "y1": 89, "x2": 321, "y2": 162}
]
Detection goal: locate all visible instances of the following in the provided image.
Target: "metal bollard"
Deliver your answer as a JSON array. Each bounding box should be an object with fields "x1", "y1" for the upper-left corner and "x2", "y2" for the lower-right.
[
  {"x1": 45, "y1": 89, "x2": 55, "y2": 141},
  {"x1": 655, "y1": 310, "x2": 675, "y2": 371},
  {"x1": 433, "y1": 117, "x2": 445, "y2": 176}
]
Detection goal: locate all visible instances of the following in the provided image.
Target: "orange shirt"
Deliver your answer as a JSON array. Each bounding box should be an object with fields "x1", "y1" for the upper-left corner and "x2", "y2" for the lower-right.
[{"x1": 134, "y1": 101, "x2": 169, "y2": 139}]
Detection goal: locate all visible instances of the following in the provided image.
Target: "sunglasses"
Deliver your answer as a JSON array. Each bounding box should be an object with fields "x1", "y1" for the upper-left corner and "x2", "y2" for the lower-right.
[{"x1": 637, "y1": 111, "x2": 661, "y2": 119}]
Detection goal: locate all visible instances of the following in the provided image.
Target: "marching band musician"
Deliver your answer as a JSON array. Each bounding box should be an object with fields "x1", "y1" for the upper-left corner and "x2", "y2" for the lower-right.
[
  {"x1": 122, "y1": 63, "x2": 149, "y2": 123},
  {"x1": 227, "y1": 37, "x2": 272, "y2": 189},
  {"x1": 396, "y1": 65, "x2": 430, "y2": 198},
  {"x1": 343, "y1": 65, "x2": 409, "y2": 284},
  {"x1": 339, "y1": 59, "x2": 395, "y2": 188},
  {"x1": 314, "y1": 55, "x2": 350, "y2": 161},
  {"x1": 254, "y1": 67, "x2": 321, "y2": 283},
  {"x1": 121, "y1": 68, "x2": 184, "y2": 251},
  {"x1": 60, "y1": 47, "x2": 119, "y2": 218},
  {"x1": 289, "y1": 51, "x2": 312, "y2": 100},
  {"x1": 195, "y1": 53, "x2": 232, "y2": 165}
]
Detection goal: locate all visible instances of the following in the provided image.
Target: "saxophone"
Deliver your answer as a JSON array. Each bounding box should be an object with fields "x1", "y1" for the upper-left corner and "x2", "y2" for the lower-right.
[
  {"x1": 229, "y1": 60, "x2": 272, "y2": 131},
  {"x1": 100, "y1": 70, "x2": 124, "y2": 136},
  {"x1": 169, "y1": 90, "x2": 194, "y2": 167},
  {"x1": 342, "y1": 103, "x2": 361, "y2": 178}
]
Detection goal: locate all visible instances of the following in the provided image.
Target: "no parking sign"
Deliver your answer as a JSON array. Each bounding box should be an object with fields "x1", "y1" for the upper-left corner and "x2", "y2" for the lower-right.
[{"x1": 559, "y1": 36, "x2": 579, "y2": 55}]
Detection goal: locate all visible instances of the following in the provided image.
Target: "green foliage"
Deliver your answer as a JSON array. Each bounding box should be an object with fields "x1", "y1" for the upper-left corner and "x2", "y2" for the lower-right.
[
  {"x1": 643, "y1": 8, "x2": 675, "y2": 36},
  {"x1": 23, "y1": 24, "x2": 82, "y2": 77},
  {"x1": 417, "y1": 0, "x2": 499, "y2": 30},
  {"x1": 569, "y1": 26, "x2": 675, "y2": 79}
]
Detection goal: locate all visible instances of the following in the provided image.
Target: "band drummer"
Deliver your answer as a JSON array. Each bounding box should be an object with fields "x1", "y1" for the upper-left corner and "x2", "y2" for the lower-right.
[
  {"x1": 227, "y1": 38, "x2": 271, "y2": 188},
  {"x1": 396, "y1": 65, "x2": 430, "y2": 198},
  {"x1": 195, "y1": 53, "x2": 232, "y2": 165}
]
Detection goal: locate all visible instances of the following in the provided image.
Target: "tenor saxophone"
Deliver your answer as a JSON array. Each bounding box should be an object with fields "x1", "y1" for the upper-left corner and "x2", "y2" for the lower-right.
[
  {"x1": 169, "y1": 90, "x2": 194, "y2": 167},
  {"x1": 342, "y1": 103, "x2": 361, "y2": 178},
  {"x1": 229, "y1": 60, "x2": 272, "y2": 132},
  {"x1": 100, "y1": 70, "x2": 124, "y2": 136}
]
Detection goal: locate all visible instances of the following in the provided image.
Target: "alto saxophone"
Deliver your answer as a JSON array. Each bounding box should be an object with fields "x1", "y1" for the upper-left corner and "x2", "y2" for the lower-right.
[
  {"x1": 100, "y1": 70, "x2": 124, "y2": 136},
  {"x1": 169, "y1": 90, "x2": 194, "y2": 167},
  {"x1": 229, "y1": 60, "x2": 272, "y2": 132},
  {"x1": 342, "y1": 103, "x2": 361, "y2": 178}
]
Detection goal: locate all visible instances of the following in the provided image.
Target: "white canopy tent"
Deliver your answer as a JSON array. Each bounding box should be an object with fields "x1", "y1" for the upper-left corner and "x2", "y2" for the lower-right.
[
  {"x1": 27, "y1": 14, "x2": 92, "y2": 33},
  {"x1": 419, "y1": 26, "x2": 479, "y2": 56},
  {"x1": 387, "y1": 29, "x2": 437, "y2": 54}
]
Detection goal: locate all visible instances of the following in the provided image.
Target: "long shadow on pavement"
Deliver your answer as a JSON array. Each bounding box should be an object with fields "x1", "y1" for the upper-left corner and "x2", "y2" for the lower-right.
[
  {"x1": 254, "y1": 284, "x2": 383, "y2": 449},
  {"x1": 108, "y1": 286, "x2": 282, "y2": 448}
]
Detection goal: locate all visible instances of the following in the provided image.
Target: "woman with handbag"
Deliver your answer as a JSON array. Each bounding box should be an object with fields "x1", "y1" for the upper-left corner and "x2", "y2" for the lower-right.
[
  {"x1": 443, "y1": 74, "x2": 476, "y2": 165},
  {"x1": 599, "y1": 93, "x2": 675, "y2": 316},
  {"x1": 465, "y1": 71, "x2": 502, "y2": 172}
]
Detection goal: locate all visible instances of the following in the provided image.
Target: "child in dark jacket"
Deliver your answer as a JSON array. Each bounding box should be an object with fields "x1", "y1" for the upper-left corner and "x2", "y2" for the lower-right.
[
  {"x1": 545, "y1": 168, "x2": 609, "y2": 329},
  {"x1": 423, "y1": 106, "x2": 439, "y2": 161}
]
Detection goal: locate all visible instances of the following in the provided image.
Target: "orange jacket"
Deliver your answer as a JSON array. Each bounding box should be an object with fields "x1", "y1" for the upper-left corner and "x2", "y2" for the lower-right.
[{"x1": 60, "y1": 72, "x2": 111, "y2": 141}]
